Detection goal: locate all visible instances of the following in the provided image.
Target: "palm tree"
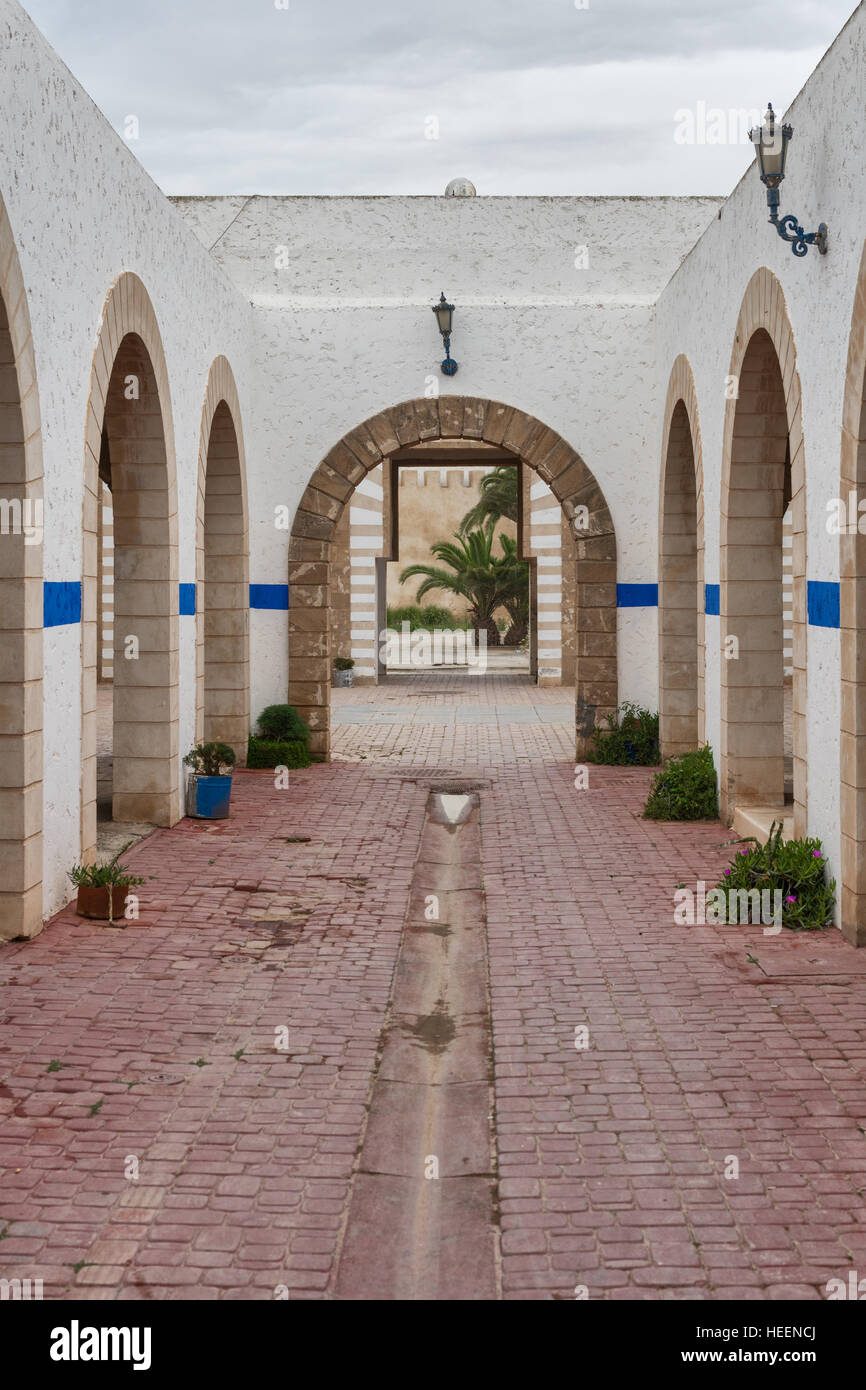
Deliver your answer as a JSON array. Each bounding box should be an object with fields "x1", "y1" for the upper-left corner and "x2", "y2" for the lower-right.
[
  {"x1": 399, "y1": 524, "x2": 529, "y2": 650},
  {"x1": 458, "y1": 466, "x2": 518, "y2": 535},
  {"x1": 399, "y1": 524, "x2": 502, "y2": 646},
  {"x1": 497, "y1": 534, "x2": 530, "y2": 646}
]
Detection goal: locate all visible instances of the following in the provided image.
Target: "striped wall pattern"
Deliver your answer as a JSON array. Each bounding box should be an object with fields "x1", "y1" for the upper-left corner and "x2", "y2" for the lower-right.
[
  {"x1": 782, "y1": 505, "x2": 793, "y2": 679},
  {"x1": 98, "y1": 480, "x2": 114, "y2": 682},
  {"x1": 528, "y1": 476, "x2": 563, "y2": 683},
  {"x1": 348, "y1": 463, "x2": 384, "y2": 679}
]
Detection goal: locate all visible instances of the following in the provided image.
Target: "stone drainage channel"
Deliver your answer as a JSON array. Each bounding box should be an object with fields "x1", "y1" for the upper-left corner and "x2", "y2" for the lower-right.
[{"x1": 335, "y1": 784, "x2": 500, "y2": 1300}]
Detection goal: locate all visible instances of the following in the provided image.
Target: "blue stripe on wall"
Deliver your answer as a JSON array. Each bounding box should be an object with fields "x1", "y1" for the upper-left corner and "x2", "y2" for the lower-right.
[
  {"x1": 807, "y1": 580, "x2": 840, "y2": 629},
  {"x1": 179, "y1": 583, "x2": 196, "y2": 616},
  {"x1": 250, "y1": 584, "x2": 289, "y2": 611},
  {"x1": 41, "y1": 578, "x2": 840, "y2": 628},
  {"x1": 43, "y1": 581, "x2": 81, "y2": 628},
  {"x1": 617, "y1": 583, "x2": 658, "y2": 608}
]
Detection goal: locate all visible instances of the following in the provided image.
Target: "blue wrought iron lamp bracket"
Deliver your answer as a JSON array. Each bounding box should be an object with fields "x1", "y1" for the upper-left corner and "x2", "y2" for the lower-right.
[
  {"x1": 766, "y1": 187, "x2": 828, "y2": 258},
  {"x1": 441, "y1": 338, "x2": 458, "y2": 377},
  {"x1": 749, "y1": 105, "x2": 828, "y2": 259}
]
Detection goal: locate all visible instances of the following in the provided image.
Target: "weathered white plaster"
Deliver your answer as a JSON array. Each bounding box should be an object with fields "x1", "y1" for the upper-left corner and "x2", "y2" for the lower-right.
[
  {"x1": 173, "y1": 192, "x2": 721, "y2": 718},
  {"x1": 0, "y1": 0, "x2": 253, "y2": 918},
  {"x1": 655, "y1": 3, "x2": 866, "y2": 911},
  {"x1": 618, "y1": 609, "x2": 659, "y2": 715},
  {"x1": 1, "y1": 0, "x2": 863, "y2": 935}
]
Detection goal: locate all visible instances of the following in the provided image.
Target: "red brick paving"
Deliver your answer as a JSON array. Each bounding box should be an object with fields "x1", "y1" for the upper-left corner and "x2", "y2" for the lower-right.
[
  {"x1": 0, "y1": 764, "x2": 417, "y2": 1300},
  {"x1": 1, "y1": 675, "x2": 865, "y2": 1300}
]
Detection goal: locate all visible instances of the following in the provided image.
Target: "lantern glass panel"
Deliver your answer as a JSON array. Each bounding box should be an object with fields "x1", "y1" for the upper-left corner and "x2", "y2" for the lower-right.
[{"x1": 435, "y1": 303, "x2": 453, "y2": 336}]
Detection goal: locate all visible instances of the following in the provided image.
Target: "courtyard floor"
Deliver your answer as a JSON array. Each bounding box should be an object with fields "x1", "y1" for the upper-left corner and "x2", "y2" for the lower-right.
[{"x1": 1, "y1": 672, "x2": 865, "y2": 1300}]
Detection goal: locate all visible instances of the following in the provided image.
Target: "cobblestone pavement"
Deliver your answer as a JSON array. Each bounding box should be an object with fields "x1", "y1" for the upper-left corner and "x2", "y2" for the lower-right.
[{"x1": 1, "y1": 674, "x2": 865, "y2": 1300}]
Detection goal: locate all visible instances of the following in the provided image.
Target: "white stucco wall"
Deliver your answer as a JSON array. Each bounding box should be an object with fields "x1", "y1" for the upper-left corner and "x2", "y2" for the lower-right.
[
  {"x1": 1, "y1": 0, "x2": 862, "y2": 935},
  {"x1": 655, "y1": 3, "x2": 866, "y2": 908},
  {"x1": 172, "y1": 192, "x2": 722, "y2": 715},
  {"x1": 0, "y1": 0, "x2": 253, "y2": 919}
]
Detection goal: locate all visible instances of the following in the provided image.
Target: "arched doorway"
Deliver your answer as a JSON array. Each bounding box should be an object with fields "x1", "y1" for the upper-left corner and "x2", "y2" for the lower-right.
[
  {"x1": 195, "y1": 358, "x2": 249, "y2": 761},
  {"x1": 81, "y1": 273, "x2": 179, "y2": 860},
  {"x1": 720, "y1": 269, "x2": 807, "y2": 834},
  {"x1": 840, "y1": 240, "x2": 866, "y2": 946},
  {"x1": 288, "y1": 397, "x2": 617, "y2": 759},
  {"x1": 0, "y1": 194, "x2": 43, "y2": 940},
  {"x1": 659, "y1": 356, "x2": 705, "y2": 758}
]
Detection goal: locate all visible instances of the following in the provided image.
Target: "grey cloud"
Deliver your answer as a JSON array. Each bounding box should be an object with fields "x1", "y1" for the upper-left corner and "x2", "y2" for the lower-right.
[{"x1": 20, "y1": 0, "x2": 858, "y2": 193}]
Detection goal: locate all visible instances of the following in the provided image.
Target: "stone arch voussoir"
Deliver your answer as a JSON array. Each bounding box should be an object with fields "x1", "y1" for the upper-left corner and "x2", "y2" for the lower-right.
[
  {"x1": 659, "y1": 354, "x2": 706, "y2": 755},
  {"x1": 288, "y1": 397, "x2": 616, "y2": 759},
  {"x1": 0, "y1": 191, "x2": 44, "y2": 940},
  {"x1": 81, "y1": 272, "x2": 179, "y2": 856},
  {"x1": 720, "y1": 267, "x2": 806, "y2": 834},
  {"x1": 195, "y1": 356, "x2": 250, "y2": 761}
]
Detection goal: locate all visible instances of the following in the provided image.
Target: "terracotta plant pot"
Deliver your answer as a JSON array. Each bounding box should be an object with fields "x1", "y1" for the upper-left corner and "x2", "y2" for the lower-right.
[{"x1": 76, "y1": 884, "x2": 127, "y2": 920}]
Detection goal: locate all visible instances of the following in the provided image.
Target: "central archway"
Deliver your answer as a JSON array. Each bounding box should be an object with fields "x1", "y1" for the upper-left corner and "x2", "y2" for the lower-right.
[{"x1": 288, "y1": 397, "x2": 617, "y2": 759}]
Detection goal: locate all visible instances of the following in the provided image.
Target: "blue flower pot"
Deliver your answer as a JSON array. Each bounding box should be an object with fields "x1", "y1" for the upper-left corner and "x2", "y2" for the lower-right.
[{"x1": 187, "y1": 774, "x2": 232, "y2": 819}]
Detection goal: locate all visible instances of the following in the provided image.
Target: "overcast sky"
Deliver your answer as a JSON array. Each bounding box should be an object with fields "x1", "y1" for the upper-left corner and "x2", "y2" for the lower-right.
[{"x1": 22, "y1": 0, "x2": 858, "y2": 196}]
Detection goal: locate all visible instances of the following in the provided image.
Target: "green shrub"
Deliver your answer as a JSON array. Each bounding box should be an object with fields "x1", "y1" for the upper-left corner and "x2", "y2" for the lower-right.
[
  {"x1": 255, "y1": 704, "x2": 310, "y2": 743},
  {"x1": 643, "y1": 745, "x2": 718, "y2": 821},
  {"x1": 386, "y1": 604, "x2": 470, "y2": 631},
  {"x1": 184, "y1": 742, "x2": 236, "y2": 777},
  {"x1": 587, "y1": 702, "x2": 660, "y2": 766},
  {"x1": 715, "y1": 822, "x2": 836, "y2": 931},
  {"x1": 246, "y1": 736, "x2": 311, "y2": 770},
  {"x1": 333, "y1": 656, "x2": 355, "y2": 671}
]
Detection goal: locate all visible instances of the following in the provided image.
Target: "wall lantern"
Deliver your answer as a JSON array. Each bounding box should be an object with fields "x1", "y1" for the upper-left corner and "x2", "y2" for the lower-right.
[
  {"x1": 747, "y1": 103, "x2": 827, "y2": 258},
  {"x1": 432, "y1": 292, "x2": 458, "y2": 375}
]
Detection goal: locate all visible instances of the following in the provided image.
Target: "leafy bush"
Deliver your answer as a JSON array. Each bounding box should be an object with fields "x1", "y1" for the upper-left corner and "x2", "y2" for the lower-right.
[
  {"x1": 69, "y1": 841, "x2": 145, "y2": 889},
  {"x1": 715, "y1": 822, "x2": 836, "y2": 931},
  {"x1": 184, "y1": 742, "x2": 236, "y2": 777},
  {"x1": 386, "y1": 604, "x2": 470, "y2": 631},
  {"x1": 255, "y1": 704, "x2": 310, "y2": 743},
  {"x1": 333, "y1": 657, "x2": 355, "y2": 671},
  {"x1": 587, "y1": 703, "x2": 660, "y2": 766},
  {"x1": 247, "y1": 736, "x2": 311, "y2": 770},
  {"x1": 643, "y1": 745, "x2": 718, "y2": 821}
]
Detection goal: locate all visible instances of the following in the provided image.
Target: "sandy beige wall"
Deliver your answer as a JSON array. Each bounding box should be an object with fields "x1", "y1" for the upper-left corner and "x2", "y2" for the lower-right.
[{"x1": 388, "y1": 466, "x2": 517, "y2": 618}]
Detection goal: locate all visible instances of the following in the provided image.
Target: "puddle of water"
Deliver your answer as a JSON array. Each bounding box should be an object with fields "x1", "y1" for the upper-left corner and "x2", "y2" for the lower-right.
[{"x1": 405, "y1": 998, "x2": 456, "y2": 1054}]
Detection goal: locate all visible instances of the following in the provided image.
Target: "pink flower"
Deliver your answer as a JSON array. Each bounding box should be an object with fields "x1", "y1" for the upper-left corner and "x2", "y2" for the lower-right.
[
  {"x1": 739, "y1": 847, "x2": 749, "y2": 855},
  {"x1": 812, "y1": 850, "x2": 822, "y2": 858},
  {"x1": 724, "y1": 869, "x2": 730, "y2": 876},
  {"x1": 785, "y1": 895, "x2": 797, "y2": 903}
]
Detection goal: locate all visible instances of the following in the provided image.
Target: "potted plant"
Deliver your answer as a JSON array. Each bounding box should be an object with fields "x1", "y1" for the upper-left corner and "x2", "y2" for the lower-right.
[
  {"x1": 69, "y1": 841, "x2": 145, "y2": 923},
  {"x1": 184, "y1": 742, "x2": 237, "y2": 819},
  {"x1": 333, "y1": 656, "x2": 355, "y2": 688}
]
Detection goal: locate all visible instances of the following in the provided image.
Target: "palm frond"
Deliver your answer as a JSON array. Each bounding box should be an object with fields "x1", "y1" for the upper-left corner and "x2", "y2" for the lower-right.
[{"x1": 458, "y1": 466, "x2": 519, "y2": 534}]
